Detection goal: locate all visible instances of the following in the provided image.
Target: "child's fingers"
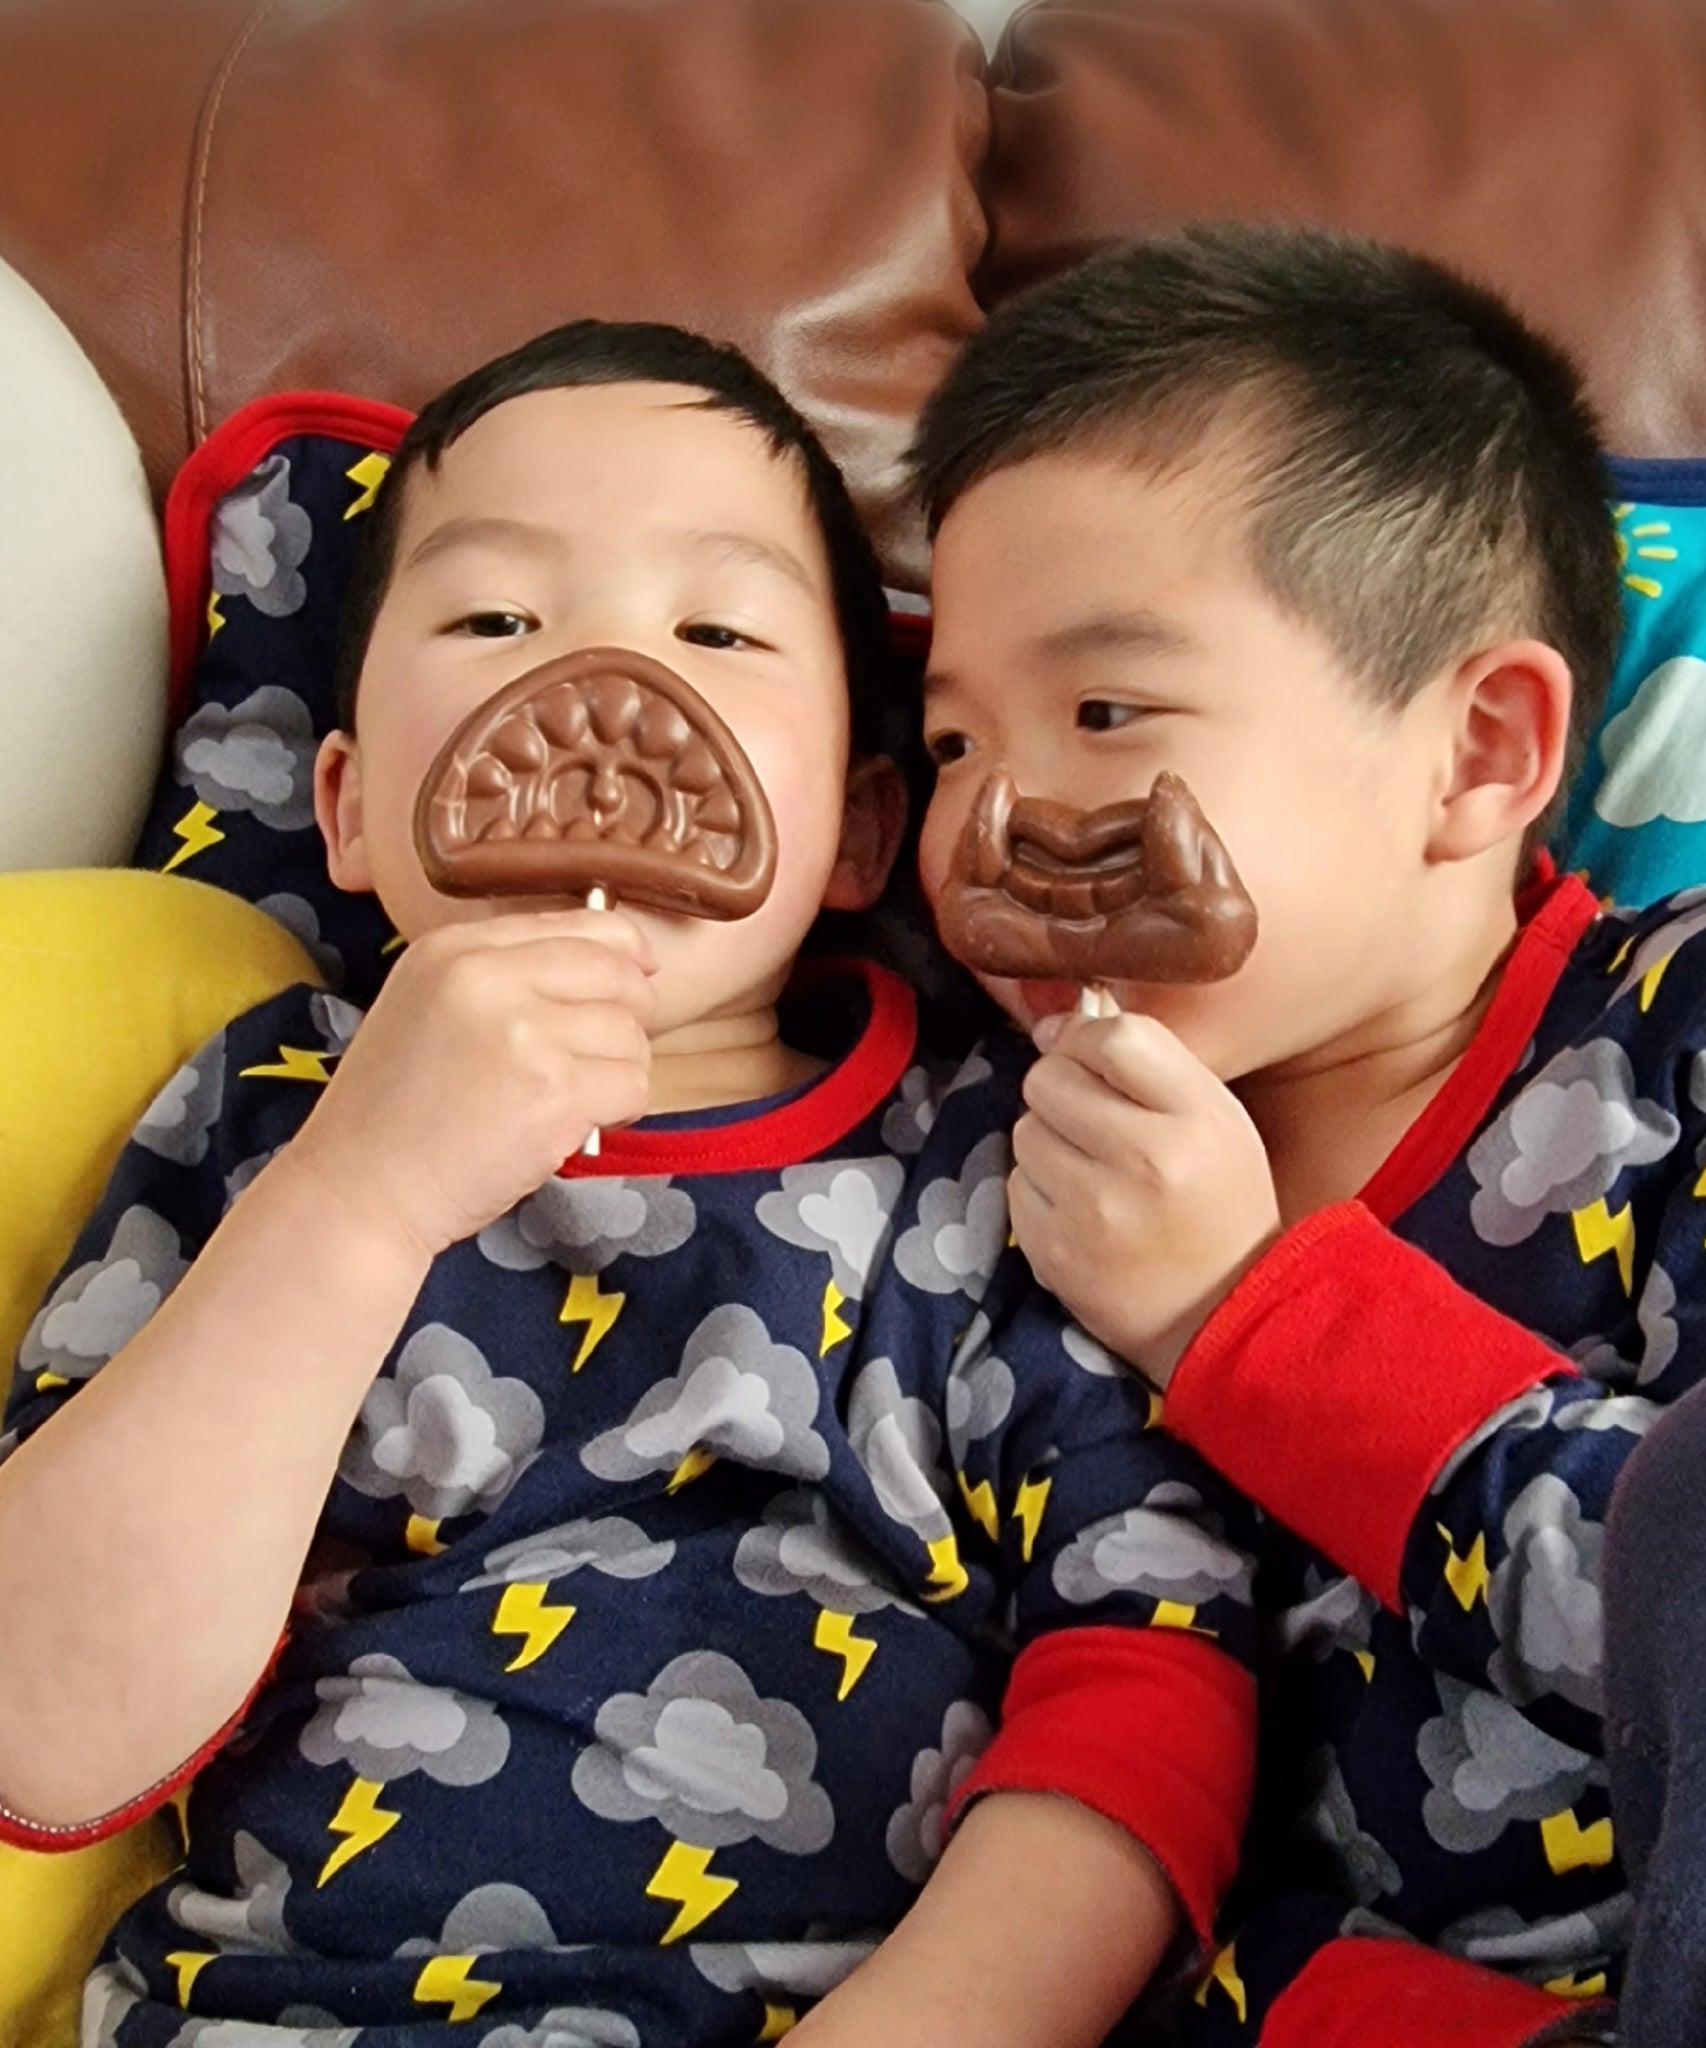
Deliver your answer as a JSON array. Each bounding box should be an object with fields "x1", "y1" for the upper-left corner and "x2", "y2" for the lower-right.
[
  {"x1": 1034, "y1": 1009, "x2": 1207, "y2": 1116},
  {"x1": 432, "y1": 907, "x2": 656, "y2": 970},
  {"x1": 486, "y1": 938, "x2": 660, "y2": 1021},
  {"x1": 1009, "y1": 1107, "x2": 1101, "y2": 1212},
  {"x1": 1021, "y1": 1049, "x2": 1161, "y2": 1163}
]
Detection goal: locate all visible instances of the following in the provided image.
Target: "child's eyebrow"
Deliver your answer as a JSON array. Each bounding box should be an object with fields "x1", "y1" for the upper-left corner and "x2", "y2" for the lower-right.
[
  {"x1": 679, "y1": 528, "x2": 821, "y2": 599},
  {"x1": 400, "y1": 515, "x2": 567, "y2": 574},
  {"x1": 1035, "y1": 608, "x2": 1195, "y2": 663}
]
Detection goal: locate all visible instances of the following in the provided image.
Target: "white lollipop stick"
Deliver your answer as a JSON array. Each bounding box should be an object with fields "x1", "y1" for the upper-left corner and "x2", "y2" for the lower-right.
[
  {"x1": 580, "y1": 886, "x2": 610, "y2": 1159},
  {"x1": 1080, "y1": 984, "x2": 1119, "y2": 1019}
]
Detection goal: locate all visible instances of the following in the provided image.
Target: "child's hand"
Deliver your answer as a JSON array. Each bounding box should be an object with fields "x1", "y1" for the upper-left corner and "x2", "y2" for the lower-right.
[
  {"x1": 289, "y1": 908, "x2": 656, "y2": 1259},
  {"x1": 1010, "y1": 1009, "x2": 1281, "y2": 1388}
]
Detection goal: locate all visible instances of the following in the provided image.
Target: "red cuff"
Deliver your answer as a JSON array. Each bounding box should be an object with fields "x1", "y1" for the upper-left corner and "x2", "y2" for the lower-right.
[
  {"x1": 949, "y1": 1624, "x2": 1255, "y2": 1951},
  {"x1": 0, "y1": 1633, "x2": 285, "y2": 1853},
  {"x1": 1165, "y1": 1203, "x2": 1569, "y2": 1610},
  {"x1": 1263, "y1": 1935, "x2": 1613, "y2": 2048}
]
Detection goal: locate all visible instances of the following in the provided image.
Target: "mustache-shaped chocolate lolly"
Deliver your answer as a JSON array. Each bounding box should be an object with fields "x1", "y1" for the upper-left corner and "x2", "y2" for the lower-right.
[
  {"x1": 415, "y1": 648, "x2": 779, "y2": 1153},
  {"x1": 415, "y1": 647, "x2": 778, "y2": 916},
  {"x1": 935, "y1": 767, "x2": 1257, "y2": 988}
]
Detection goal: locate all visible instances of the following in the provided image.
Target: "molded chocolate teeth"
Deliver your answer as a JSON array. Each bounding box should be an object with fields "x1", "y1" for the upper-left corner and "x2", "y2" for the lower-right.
[
  {"x1": 414, "y1": 648, "x2": 778, "y2": 920},
  {"x1": 935, "y1": 767, "x2": 1258, "y2": 985}
]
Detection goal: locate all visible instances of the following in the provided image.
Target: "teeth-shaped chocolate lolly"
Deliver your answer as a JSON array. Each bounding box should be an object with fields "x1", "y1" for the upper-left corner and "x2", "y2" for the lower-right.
[
  {"x1": 414, "y1": 648, "x2": 778, "y2": 919},
  {"x1": 935, "y1": 767, "x2": 1258, "y2": 985}
]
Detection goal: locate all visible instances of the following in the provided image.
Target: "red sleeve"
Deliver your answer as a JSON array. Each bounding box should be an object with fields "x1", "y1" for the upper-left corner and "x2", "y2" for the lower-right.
[
  {"x1": 948, "y1": 1623, "x2": 1256, "y2": 1951},
  {"x1": 0, "y1": 1633, "x2": 286, "y2": 1853},
  {"x1": 1164, "y1": 1202, "x2": 1570, "y2": 1611},
  {"x1": 1262, "y1": 1934, "x2": 1613, "y2": 2048}
]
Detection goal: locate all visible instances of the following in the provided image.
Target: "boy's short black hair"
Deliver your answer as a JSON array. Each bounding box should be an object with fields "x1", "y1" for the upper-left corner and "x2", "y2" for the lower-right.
[
  {"x1": 335, "y1": 320, "x2": 892, "y2": 756},
  {"x1": 911, "y1": 224, "x2": 1622, "y2": 839}
]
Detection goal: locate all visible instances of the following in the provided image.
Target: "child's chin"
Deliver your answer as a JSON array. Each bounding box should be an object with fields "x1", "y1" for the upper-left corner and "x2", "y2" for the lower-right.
[{"x1": 1015, "y1": 979, "x2": 1086, "y2": 1026}]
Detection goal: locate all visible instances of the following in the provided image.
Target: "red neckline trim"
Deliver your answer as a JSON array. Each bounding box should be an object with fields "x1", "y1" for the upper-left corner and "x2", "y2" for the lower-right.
[
  {"x1": 1359, "y1": 864, "x2": 1601, "y2": 1222},
  {"x1": 163, "y1": 392, "x2": 414, "y2": 717},
  {"x1": 558, "y1": 958, "x2": 917, "y2": 1178}
]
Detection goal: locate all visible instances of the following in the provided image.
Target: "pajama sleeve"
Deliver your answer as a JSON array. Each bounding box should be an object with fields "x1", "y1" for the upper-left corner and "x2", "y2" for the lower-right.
[{"x1": 945, "y1": 1281, "x2": 1262, "y2": 1952}]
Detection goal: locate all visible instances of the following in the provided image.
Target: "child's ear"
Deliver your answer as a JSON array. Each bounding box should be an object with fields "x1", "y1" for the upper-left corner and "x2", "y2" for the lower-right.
[
  {"x1": 1427, "y1": 638, "x2": 1573, "y2": 864},
  {"x1": 314, "y1": 730, "x2": 376, "y2": 894},
  {"x1": 821, "y1": 754, "x2": 908, "y2": 912}
]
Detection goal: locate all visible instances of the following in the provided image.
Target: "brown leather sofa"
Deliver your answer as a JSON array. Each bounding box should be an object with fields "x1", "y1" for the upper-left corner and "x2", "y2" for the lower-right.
[{"x1": 4, "y1": 0, "x2": 1706, "y2": 603}]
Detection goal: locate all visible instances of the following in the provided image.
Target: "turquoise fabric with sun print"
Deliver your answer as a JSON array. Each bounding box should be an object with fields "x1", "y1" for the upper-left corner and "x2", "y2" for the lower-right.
[{"x1": 1560, "y1": 462, "x2": 1706, "y2": 905}]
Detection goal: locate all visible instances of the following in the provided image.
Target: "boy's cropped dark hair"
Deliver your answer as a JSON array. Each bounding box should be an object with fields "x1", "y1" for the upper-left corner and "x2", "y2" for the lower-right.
[
  {"x1": 912, "y1": 223, "x2": 1622, "y2": 838},
  {"x1": 335, "y1": 320, "x2": 892, "y2": 756}
]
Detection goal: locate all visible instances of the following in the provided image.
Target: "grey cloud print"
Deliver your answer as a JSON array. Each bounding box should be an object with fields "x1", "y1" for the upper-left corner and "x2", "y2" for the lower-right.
[
  {"x1": 176, "y1": 686, "x2": 318, "y2": 831},
  {"x1": 20, "y1": 1203, "x2": 187, "y2": 1383},
  {"x1": 168, "y1": 1829, "x2": 301, "y2": 1958},
  {"x1": 847, "y1": 1356, "x2": 952, "y2": 1541},
  {"x1": 885, "y1": 1699, "x2": 993, "y2": 1884},
  {"x1": 1417, "y1": 1673, "x2": 1600, "y2": 1854},
  {"x1": 1273, "y1": 1566, "x2": 1378, "y2": 1662},
  {"x1": 692, "y1": 1937, "x2": 877, "y2": 1999},
  {"x1": 894, "y1": 1131, "x2": 1010, "y2": 1303},
  {"x1": 733, "y1": 1487, "x2": 913, "y2": 1615},
  {"x1": 1430, "y1": 1386, "x2": 1556, "y2": 1497},
  {"x1": 259, "y1": 891, "x2": 346, "y2": 992},
  {"x1": 879, "y1": 1054, "x2": 994, "y2": 1157},
  {"x1": 167, "y1": 2024, "x2": 358, "y2": 2048},
  {"x1": 1302, "y1": 1747, "x2": 1402, "y2": 1906},
  {"x1": 1436, "y1": 1893, "x2": 1632, "y2": 1981},
  {"x1": 135, "y1": 1033, "x2": 226, "y2": 1166},
  {"x1": 582, "y1": 1304, "x2": 829, "y2": 1486},
  {"x1": 1468, "y1": 1038, "x2": 1678, "y2": 1248},
  {"x1": 310, "y1": 992, "x2": 365, "y2": 1056},
  {"x1": 572, "y1": 1650, "x2": 833, "y2": 1854},
  {"x1": 754, "y1": 1157, "x2": 906, "y2": 1299},
  {"x1": 212, "y1": 453, "x2": 313, "y2": 618},
  {"x1": 944, "y1": 1314, "x2": 1014, "y2": 1467},
  {"x1": 480, "y1": 2017, "x2": 639, "y2": 2048},
  {"x1": 1062, "y1": 1324, "x2": 1121, "y2": 1378},
  {"x1": 1610, "y1": 889, "x2": 1706, "y2": 1010},
  {"x1": 1486, "y1": 1473, "x2": 1609, "y2": 1716},
  {"x1": 1053, "y1": 1481, "x2": 1253, "y2": 1608},
  {"x1": 480, "y1": 1174, "x2": 696, "y2": 1278},
  {"x1": 340, "y1": 1323, "x2": 544, "y2": 1522},
  {"x1": 396, "y1": 1880, "x2": 578, "y2": 1957},
  {"x1": 299, "y1": 1650, "x2": 509, "y2": 1787},
  {"x1": 463, "y1": 1515, "x2": 674, "y2": 1591}
]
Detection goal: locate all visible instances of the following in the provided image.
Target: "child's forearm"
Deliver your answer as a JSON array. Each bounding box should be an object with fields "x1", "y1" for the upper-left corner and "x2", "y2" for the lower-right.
[
  {"x1": 0, "y1": 1149, "x2": 430, "y2": 1831},
  {"x1": 791, "y1": 1791, "x2": 1180, "y2": 2048}
]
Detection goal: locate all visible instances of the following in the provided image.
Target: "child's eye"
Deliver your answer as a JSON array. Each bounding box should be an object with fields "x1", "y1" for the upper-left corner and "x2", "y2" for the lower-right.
[
  {"x1": 1077, "y1": 700, "x2": 1142, "y2": 732},
  {"x1": 679, "y1": 623, "x2": 756, "y2": 652},
  {"x1": 454, "y1": 611, "x2": 533, "y2": 639},
  {"x1": 927, "y1": 731, "x2": 972, "y2": 768}
]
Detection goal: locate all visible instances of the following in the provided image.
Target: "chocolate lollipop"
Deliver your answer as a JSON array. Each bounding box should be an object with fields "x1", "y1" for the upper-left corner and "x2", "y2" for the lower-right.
[
  {"x1": 415, "y1": 647, "x2": 779, "y2": 1151},
  {"x1": 935, "y1": 767, "x2": 1257, "y2": 995}
]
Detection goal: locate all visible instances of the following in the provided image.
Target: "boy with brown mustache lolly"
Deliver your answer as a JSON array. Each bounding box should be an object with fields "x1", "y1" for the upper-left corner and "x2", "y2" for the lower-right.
[
  {"x1": 914, "y1": 224, "x2": 1655, "y2": 2046},
  {"x1": 0, "y1": 322, "x2": 1262, "y2": 2047}
]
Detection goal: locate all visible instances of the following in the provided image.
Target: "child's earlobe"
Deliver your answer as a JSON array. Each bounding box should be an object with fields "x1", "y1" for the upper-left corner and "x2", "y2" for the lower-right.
[
  {"x1": 314, "y1": 730, "x2": 376, "y2": 894},
  {"x1": 821, "y1": 755, "x2": 908, "y2": 912}
]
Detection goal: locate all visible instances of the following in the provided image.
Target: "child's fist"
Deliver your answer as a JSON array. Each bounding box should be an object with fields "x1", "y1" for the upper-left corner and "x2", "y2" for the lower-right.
[
  {"x1": 288, "y1": 909, "x2": 656, "y2": 1259},
  {"x1": 1010, "y1": 1008, "x2": 1281, "y2": 1387}
]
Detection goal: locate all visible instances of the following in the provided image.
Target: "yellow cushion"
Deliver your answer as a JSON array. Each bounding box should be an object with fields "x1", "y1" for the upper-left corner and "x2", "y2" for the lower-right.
[{"x1": 0, "y1": 869, "x2": 317, "y2": 2047}]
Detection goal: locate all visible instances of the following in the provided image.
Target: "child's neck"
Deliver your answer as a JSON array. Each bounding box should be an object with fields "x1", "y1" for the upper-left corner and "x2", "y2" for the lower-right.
[
  {"x1": 1236, "y1": 891, "x2": 1522, "y2": 1226},
  {"x1": 646, "y1": 1003, "x2": 826, "y2": 1116}
]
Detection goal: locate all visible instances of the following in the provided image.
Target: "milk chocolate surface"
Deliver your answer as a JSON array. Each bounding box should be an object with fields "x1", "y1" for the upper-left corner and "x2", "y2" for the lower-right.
[
  {"x1": 936, "y1": 768, "x2": 1257, "y2": 984},
  {"x1": 415, "y1": 648, "x2": 777, "y2": 919}
]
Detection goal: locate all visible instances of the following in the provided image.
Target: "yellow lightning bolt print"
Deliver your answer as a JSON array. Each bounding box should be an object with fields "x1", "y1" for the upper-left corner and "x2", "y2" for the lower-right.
[
  {"x1": 413, "y1": 1955, "x2": 502, "y2": 2022},
  {"x1": 492, "y1": 1581, "x2": 576, "y2": 1670},
  {"x1": 205, "y1": 592, "x2": 226, "y2": 642},
  {"x1": 162, "y1": 799, "x2": 225, "y2": 874},
  {"x1": 1151, "y1": 1600, "x2": 1202, "y2": 1632},
  {"x1": 405, "y1": 1514, "x2": 446, "y2": 1557},
  {"x1": 345, "y1": 451, "x2": 392, "y2": 520},
  {"x1": 648, "y1": 1841, "x2": 739, "y2": 1943},
  {"x1": 1437, "y1": 1525, "x2": 1490, "y2": 1611},
  {"x1": 239, "y1": 1045, "x2": 335, "y2": 1084},
  {"x1": 1012, "y1": 1475, "x2": 1053, "y2": 1564},
  {"x1": 957, "y1": 1472, "x2": 999, "y2": 1541},
  {"x1": 1353, "y1": 1649, "x2": 1376, "y2": 1682},
  {"x1": 34, "y1": 1369, "x2": 68, "y2": 1393},
  {"x1": 667, "y1": 1447, "x2": 718, "y2": 1494},
  {"x1": 318, "y1": 1776, "x2": 401, "y2": 1886},
  {"x1": 1572, "y1": 1199, "x2": 1636, "y2": 1296},
  {"x1": 820, "y1": 1277, "x2": 852, "y2": 1356},
  {"x1": 759, "y1": 2005, "x2": 798, "y2": 2041},
  {"x1": 165, "y1": 1951, "x2": 216, "y2": 2008},
  {"x1": 922, "y1": 1531, "x2": 969, "y2": 1602},
  {"x1": 560, "y1": 1272, "x2": 625, "y2": 1371},
  {"x1": 1545, "y1": 1970, "x2": 1608, "y2": 1999},
  {"x1": 1640, "y1": 953, "x2": 1676, "y2": 1012},
  {"x1": 1194, "y1": 1942, "x2": 1248, "y2": 2023},
  {"x1": 1541, "y1": 1808, "x2": 1615, "y2": 1876},
  {"x1": 813, "y1": 1609, "x2": 877, "y2": 1699}
]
